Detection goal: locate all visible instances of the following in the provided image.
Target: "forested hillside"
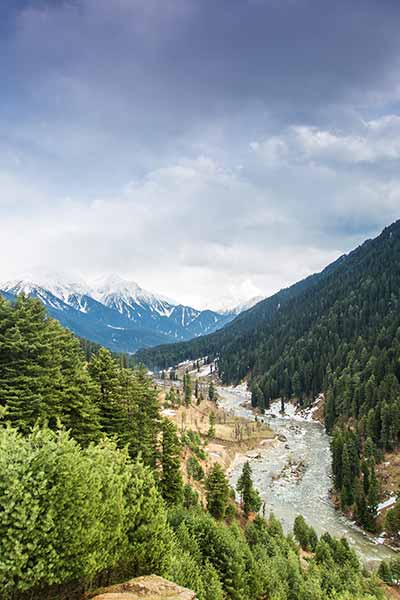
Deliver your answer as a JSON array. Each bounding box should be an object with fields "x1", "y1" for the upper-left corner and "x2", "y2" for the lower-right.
[
  {"x1": 138, "y1": 220, "x2": 400, "y2": 532},
  {"x1": 136, "y1": 253, "x2": 346, "y2": 369},
  {"x1": 0, "y1": 294, "x2": 388, "y2": 599}
]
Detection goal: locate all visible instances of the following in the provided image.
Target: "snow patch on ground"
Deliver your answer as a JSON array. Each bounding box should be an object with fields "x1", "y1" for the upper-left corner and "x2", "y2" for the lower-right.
[
  {"x1": 198, "y1": 363, "x2": 212, "y2": 376},
  {"x1": 161, "y1": 409, "x2": 177, "y2": 417},
  {"x1": 378, "y1": 496, "x2": 397, "y2": 514},
  {"x1": 266, "y1": 394, "x2": 323, "y2": 423}
]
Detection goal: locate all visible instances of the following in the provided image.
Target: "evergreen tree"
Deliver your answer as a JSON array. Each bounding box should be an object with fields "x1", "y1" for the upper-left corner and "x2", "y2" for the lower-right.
[
  {"x1": 205, "y1": 464, "x2": 230, "y2": 519},
  {"x1": 354, "y1": 478, "x2": 368, "y2": 528},
  {"x1": 340, "y1": 444, "x2": 354, "y2": 508},
  {"x1": 0, "y1": 296, "x2": 100, "y2": 442},
  {"x1": 208, "y1": 380, "x2": 216, "y2": 402},
  {"x1": 237, "y1": 461, "x2": 262, "y2": 517},
  {"x1": 251, "y1": 383, "x2": 264, "y2": 409},
  {"x1": 0, "y1": 296, "x2": 62, "y2": 431},
  {"x1": 127, "y1": 366, "x2": 162, "y2": 468},
  {"x1": 184, "y1": 373, "x2": 192, "y2": 406},
  {"x1": 207, "y1": 412, "x2": 216, "y2": 439},
  {"x1": 160, "y1": 418, "x2": 184, "y2": 505},
  {"x1": 366, "y1": 458, "x2": 379, "y2": 530},
  {"x1": 88, "y1": 348, "x2": 125, "y2": 436},
  {"x1": 54, "y1": 322, "x2": 101, "y2": 445}
]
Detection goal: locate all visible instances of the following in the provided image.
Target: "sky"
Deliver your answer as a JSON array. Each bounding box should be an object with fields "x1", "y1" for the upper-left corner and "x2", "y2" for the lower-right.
[{"x1": 1, "y1": 0, "x2": 400, "y2": 309}]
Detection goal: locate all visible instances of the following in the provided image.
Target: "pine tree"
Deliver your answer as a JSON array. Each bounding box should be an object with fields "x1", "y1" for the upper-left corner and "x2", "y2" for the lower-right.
[
  {"x1": 160, "y1": 418, "x2": 183, "y2": 505},
  {"x1": 237, "y1": 461, "x2": 261, "y2": 517},
  {"x1": 251, "y1": 383, "x2": 263, "y2": 408},
  {"x1": 88, "y1": 348, "x2": 126, "y2": 437},
  {"x1": 127, "y1": 366, "x2": 162, "y2": 468},
  {"x1": 53, "y1": 321, "x2": 100, "y2": 445},
  {"x1": 205, "y1": 463, "x2": 230, "y2": 519},
  {"x1": 184, "y1": 373, "x2": 192, "y2": 406},
  {"x1": 0, "y1": 296, "x2": 62, "y2": 432},
  {"x1": 354, "y1": 478, "x2": 368, "y2": 528},
  {"x1": 208, "y1": 380, "x2": 216, "y2": 402},
  {"x1": 207, "y1": 412, "x2": 216, "y2": 439},
  {"x1": 366, "y1": 458, "x2": 379, "y2": 530},
  {"x1": 340, "y1": 444, "x2": 354, "y2": 508}
]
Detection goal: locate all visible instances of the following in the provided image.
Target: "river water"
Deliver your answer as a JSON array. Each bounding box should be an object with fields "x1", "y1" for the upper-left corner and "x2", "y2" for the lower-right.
[{"x1": 217, "y1": 385, "x2": 397, "y2": 567}]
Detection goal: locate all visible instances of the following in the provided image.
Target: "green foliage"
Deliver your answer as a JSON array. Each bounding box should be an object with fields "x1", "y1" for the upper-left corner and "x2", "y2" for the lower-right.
[
  {"x1": 182, "y1": 429, "x2": 207, "y2": 460},
  {"x1": 331, "y1": 428, "x2": 380, "y2": 530},
  {"x1": 165, "y1": 386, "x2": 180, "y2": 407},
  {"x1": 186, "y1": 456, "x2": 204, "y2": 481},
  {"x1": 183, "y1": 372, "x2": 192, "y2": 406},
  {"x1": 208, "y1": 380, "x2": 216, "y2": 402},
  {"x1": 207, "y1": 411, "x2": 216, "y2": 439},
  {"x1": 205, "y1": 463, "x2": 230, "y2": 520},
  {"x1": 384, "y1": 499, "x2": 400, "y2": 541},
  {"x1": 293, "y1": 515, "x2": 318, "y2": 551},
  {"x1": 378, "y1": 557, "x2": 400, "y2": 585},
  {"x1": 0, "y1": 421, "x2": 385, "y2": 600},
  {"x1": 89, "y1": 351, "x2": 162, "y2": 468},
  {"x1": 136, "y1": 223, "x2": 400, "y2": 536},
  {"x1": 237, "y1": 461, "x2": 262, "y2": 517},
  {"x1": 0, "y1": 294, "x2": 388, "y2": 600},
  {"x1": 0, "y1": 426, "x2": 173, "y2": 596},
  {"x1": 88, "y1": 347, "x2": 126, "y2": 436},
  {"x1": 183, "y1": 483, "x2": 200, "y2": 509},
  {"x1": 160, "y1": 418, "x2": 184, "y2": 505},
  {"x1": 0, "y1": 295, "x2": 100, "y2": 443}
]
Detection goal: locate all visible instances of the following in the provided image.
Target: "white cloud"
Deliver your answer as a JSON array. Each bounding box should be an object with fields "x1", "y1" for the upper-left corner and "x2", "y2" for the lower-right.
[
  {"x1": 3, "y1": 144, "x2": 398, "y2": 309},
  {"x1": 252, "y1": 114, "x2": 400, "y2": 166}
]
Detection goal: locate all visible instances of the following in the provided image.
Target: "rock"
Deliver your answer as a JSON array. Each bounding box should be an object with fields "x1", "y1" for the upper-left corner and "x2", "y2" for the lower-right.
[
  {"x1": 87, "y1": 575, "x2": 197, "y2": 600},
  {"x1": 278, "y1": 434, "x2": 287, "y2": 442},
  {"x1": 246, "y1": 452, "x2": 262, "y2": 460}
]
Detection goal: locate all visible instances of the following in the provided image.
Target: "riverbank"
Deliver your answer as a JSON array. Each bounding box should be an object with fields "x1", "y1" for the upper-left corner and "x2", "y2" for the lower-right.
[
  {"x1": 157, "y1": 383, "x2": 276, "y2": 502},
  {"x1": 217, "y1": 384, "x2": 398, "y2": 568}
]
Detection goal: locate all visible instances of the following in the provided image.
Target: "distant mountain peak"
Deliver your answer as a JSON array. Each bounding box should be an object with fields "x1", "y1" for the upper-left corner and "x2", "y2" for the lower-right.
[
  {"x1": 90, "y1": 274, "x2": 177, "y2": 312},
  {"x1": 212, "y1": 295, "x2": 264, "y2": 315},
  {"x1": 1, "y1": 270, "x2": 91, "y2": 303},
  {"x1": 0, "y1": 273, "x2": 241, "y2": 353}
]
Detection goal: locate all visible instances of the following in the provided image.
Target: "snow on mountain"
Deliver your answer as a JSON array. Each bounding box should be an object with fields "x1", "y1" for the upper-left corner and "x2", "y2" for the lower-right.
[
  {"x1": 91, "y1": 274, "x2": 177, "y2": 319},
  {"x1": 0, "y1": 273, "x2": 246, "y2": 353},
  {"x1": 214, "y1": 295, "x2": 264, "y2": 315},
  {"x1": 0, "y1": 279, "x2": 76, "y2": 312},
  {"x1": 1, "y1": 271, "x2": 91, "y2": 309}
]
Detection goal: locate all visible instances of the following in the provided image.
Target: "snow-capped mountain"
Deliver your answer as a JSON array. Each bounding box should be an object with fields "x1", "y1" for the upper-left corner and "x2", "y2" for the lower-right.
[
  {"x1": 91, "y1": 274, "x2": 176, "y2": 321},
  {"x1": 213, "y1": 295, "x2": 264, "y2": 315},
  {"x1": 0, "y1": 274, "x2": 243, "y2": 353}
]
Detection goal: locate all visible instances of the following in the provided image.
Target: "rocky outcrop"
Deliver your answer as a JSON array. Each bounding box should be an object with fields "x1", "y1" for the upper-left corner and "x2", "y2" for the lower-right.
[{"x1": 87, "y1": 575, "x2": 197, "y2": 600}]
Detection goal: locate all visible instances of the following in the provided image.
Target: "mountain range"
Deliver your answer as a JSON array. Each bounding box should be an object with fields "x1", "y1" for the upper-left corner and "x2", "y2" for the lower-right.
[{"x1": 0, "y1": 274, "x2": 262, "y2": 353}]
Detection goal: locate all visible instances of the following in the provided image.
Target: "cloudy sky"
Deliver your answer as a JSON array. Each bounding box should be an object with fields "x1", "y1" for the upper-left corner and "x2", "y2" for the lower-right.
[{"x1": 1, "y1": 0, "x2": 400, "y2": 309}]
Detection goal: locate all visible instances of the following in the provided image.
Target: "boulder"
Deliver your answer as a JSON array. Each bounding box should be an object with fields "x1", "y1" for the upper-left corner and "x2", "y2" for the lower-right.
[{"x1": 87, "y1": 575, "x2": 197, "y2": 600}]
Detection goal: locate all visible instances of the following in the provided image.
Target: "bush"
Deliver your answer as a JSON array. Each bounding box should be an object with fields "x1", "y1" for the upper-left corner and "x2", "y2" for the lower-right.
[
  {"x1": 182, "y1": 430, "x2": 207, "y2": 460},
  {"x1": 293, "y1": 515, "x2": 318, "y2": 551},
  {"x1": 186, "y1": 456, "x2": 204, "y2": 481},
  {"x1": 0, "y1": 426, "x2": 173, "y2": 597},
  {"x1": 183, "y1": 484, "x2": 199, "y2": 509}
]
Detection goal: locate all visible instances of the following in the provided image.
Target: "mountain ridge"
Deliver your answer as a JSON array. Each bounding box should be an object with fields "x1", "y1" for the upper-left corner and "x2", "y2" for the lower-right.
[
  {"x1": 0, "y1": 274, "x2": 259, "y2": 353},
  {"x1": 135, "y1": 220, "x2": 400, "y2": 375}
]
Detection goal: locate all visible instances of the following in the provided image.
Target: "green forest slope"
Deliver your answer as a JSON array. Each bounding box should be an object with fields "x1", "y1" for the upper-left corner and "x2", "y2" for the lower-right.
[{"x1": 0, "y1": 294, "x2": 391, "y2": 599}]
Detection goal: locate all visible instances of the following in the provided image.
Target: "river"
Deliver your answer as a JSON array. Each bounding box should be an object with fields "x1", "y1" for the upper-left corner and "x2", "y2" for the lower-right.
[{"x1": 217, "y1": 384, "x2": 397, "y2": 567}]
